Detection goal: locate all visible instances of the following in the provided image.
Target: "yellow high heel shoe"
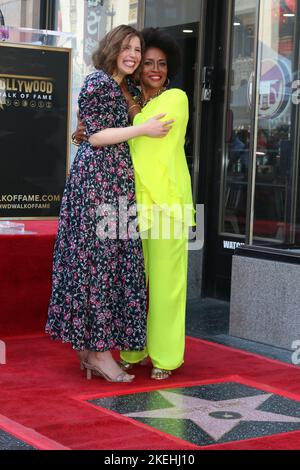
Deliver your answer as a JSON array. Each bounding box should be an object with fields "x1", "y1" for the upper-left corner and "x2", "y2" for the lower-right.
[
  {"x1": 83, "y1": 361, "x2": 135, "y2": 383},
  {"x1": 119, "y1": 358, "x2": 148, "y2": 371},
  {"x1": 151, "y1": 368, "x2": 172, "y2": 380}
]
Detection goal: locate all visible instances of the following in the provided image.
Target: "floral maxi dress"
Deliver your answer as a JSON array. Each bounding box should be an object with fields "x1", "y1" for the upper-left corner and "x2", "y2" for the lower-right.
[{"x1": 45, "y1": 70, "x2": 147, "y2": 352}]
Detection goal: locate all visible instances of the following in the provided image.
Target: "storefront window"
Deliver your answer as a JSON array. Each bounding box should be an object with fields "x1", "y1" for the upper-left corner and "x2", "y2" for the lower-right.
[
  {"x1": 221, "y1": 0, "x2": 300, "y2": 245},
  {"x1": 0, "y1": 0, "x2": 40, "y2": 28},
  {"x1": 253, "y1": 0, "x2": 298, "y2": 243},
  {"x1": 221, "y1": 0, "x2": 258, "y2": 237}
]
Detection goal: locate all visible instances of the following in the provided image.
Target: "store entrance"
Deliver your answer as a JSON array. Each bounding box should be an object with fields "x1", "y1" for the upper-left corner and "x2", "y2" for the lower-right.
[
  {"x1": 203, "y1": 0, "x2": 300, "y2": 300},
  {"x1": 144, "y1": 0, "x2": 235, "y2": 300}
]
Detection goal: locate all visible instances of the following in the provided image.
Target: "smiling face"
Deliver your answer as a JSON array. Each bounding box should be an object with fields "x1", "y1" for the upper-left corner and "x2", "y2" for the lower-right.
[
  {"x1": 115, "y1": 35, "x2": 142, "y2": 79},
  {"x1": 140, "y1": 47, "x2": 168, "y2": 92}
]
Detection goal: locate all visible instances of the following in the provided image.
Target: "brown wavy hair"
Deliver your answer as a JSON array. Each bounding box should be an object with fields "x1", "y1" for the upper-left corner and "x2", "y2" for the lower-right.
[{"x1": 92, "y1": 25, "x2": 145, "y2": 76}]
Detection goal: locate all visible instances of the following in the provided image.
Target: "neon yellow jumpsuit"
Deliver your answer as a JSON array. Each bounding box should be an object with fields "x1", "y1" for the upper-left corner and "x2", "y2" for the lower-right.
[{"x1": 121, "y1": 89, "x2": 195, "y2": 370}]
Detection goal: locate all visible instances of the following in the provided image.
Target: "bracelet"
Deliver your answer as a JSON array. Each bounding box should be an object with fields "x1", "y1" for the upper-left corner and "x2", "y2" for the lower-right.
[
  {"x1": 71, "y1": 131, "x2": 80, "y2": 147},
  {"x1": 128, "y1": 104, "x2": 141, "y2": 112}
]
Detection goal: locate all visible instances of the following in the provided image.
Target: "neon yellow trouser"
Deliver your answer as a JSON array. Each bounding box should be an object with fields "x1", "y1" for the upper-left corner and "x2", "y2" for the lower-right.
[{"x1": 121, "y1": 218, "x2": 188, "y2": 370}]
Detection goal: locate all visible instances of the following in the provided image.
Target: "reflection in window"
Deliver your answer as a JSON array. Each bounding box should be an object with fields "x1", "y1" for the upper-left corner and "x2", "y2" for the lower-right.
[
  {"x1": 222, "y1": 0, "x2": 300, "y2": 244},
  {"x1": 253, "y1": 0, "x2": 296, "y2": 242},
  {"x1": 221, "y1": 0, "x2": 257, "y2": 237}
]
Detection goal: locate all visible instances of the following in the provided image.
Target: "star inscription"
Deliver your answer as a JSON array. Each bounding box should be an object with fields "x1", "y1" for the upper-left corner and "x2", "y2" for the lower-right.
[{"x1": 126, "y1": 391, "x2": 300, "y2": 441}]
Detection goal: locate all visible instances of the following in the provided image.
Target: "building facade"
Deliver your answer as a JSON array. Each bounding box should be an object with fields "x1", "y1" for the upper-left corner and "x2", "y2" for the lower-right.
[{"x1": 1, "y1": 0, "x2": 299, "y2": 300}]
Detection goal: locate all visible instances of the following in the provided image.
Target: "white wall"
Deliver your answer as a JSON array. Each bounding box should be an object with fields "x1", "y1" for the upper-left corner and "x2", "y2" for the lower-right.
[{"x1": 0, "y1": 0, "x2": 39, "y2": 28}]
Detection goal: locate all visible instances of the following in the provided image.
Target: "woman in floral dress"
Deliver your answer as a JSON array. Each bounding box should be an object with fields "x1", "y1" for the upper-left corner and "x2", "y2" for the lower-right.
[{"x1": 45, "y1": 25, "x2": 173, "y2": 383}]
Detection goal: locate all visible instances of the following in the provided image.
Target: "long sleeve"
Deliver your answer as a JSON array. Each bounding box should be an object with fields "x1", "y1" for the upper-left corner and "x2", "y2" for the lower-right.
[
  {"x1": 78, "y1": 72, "x2": 116, "y2": 137},
  {"x1": 129, "y1": 89, "x2": 195, "y2": 230}
]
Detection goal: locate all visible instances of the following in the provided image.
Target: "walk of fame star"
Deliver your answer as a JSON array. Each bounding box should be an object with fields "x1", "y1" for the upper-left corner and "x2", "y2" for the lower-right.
[
  {"x1": 126, "y1": 390, "x2": 300, "y2": 441},
  {"x1": 88, "y1": 382, "x2": 300, "y2": 446}
]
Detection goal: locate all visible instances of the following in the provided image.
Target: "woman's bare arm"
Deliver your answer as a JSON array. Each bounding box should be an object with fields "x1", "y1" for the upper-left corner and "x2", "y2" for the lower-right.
[{"x1": 88, "y1": 114, "x2": 174, "y2": 147}]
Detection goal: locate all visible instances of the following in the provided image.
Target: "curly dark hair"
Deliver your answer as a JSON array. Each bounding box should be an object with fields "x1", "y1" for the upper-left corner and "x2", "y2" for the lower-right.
[
  {"x1": 92, "y1": 25, "x2": 145, "y2": 75},
  {"x1": 141, "y1": 27, "x2": 181, "y2": 80}
]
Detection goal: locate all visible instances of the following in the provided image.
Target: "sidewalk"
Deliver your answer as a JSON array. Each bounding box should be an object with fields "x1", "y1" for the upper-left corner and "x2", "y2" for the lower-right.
[{"x1": 186, "y1": 297, "x2": 293, "y2": 365}]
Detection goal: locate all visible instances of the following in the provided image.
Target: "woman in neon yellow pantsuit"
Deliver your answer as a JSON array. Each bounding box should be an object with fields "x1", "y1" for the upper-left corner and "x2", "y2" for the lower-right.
[{"x1": 120, "y1": 28, "x2": 195, "y2": 380}]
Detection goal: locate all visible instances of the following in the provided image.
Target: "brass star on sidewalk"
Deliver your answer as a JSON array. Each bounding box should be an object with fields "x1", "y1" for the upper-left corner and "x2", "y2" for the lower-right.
[{"x1": 126, "y1": 391, "x2": 300, "y2": 441}]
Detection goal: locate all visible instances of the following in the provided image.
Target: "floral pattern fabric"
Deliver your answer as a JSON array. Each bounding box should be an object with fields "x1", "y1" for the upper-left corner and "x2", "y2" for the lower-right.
[{"x1": 45, "y1": 70, "x2": 147, "y2": 352}]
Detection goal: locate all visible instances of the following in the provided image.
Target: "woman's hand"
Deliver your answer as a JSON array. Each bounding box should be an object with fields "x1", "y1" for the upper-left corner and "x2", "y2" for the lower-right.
[{"x1": 141, "y1": 114, "x2": 175, "y2": 138}]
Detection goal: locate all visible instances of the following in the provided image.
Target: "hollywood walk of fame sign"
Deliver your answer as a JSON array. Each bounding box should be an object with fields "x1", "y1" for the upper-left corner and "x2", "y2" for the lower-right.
[{"x1": 0, "y1": 42, "x2": 71, "y2": 219}]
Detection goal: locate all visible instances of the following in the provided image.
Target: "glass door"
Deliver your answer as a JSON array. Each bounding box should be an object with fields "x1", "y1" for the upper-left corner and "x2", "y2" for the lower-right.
[
  {"x1": 220, "y1": 0, "x2": 259, "y2": 238},
  {"x1": 253, "y1": 0, "x2": 300, "y2": 244},
  {"x1": 221, "y1": 0, "x2": 300, "y2": 245},
  {"x1": 209, "y1": 0, "x2": 300, "y2": 299}
]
